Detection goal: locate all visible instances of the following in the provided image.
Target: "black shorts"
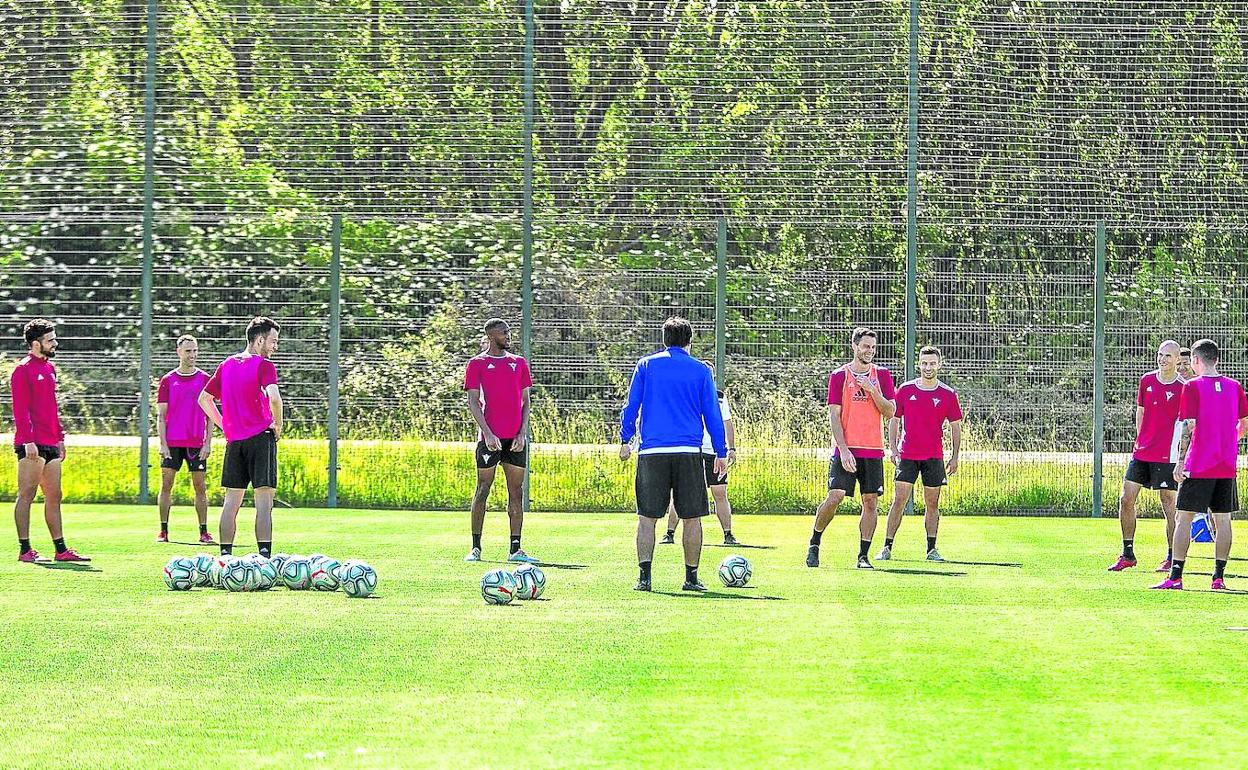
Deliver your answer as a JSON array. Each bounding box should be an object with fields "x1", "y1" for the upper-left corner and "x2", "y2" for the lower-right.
[
  {"x1": 475, "y1": 438, "x2": 527, "y2": 469},
  {"x1": 221, "y1": 430, "x2": 278, "y2": 490},
  {"x1": 702, "y1": 454, "x2": 728, "y2": 487},
  {"x1": 1124, "y1": 459, "x2": 1178, "y2": 491},
  {"x1": 162, "y1": 446, "x2": 208, "y2": 473},
  {"x1": 1176, "y1": 477, "x2": 1238, "y2": 514},
  {"x1": 828, "y1": 456, "x2": 885, "y2": 497},
  {"x1": 14, "y1": 444, "x2": 59, "y2": 463},
  {"x1": 894, "y1": 458, "x2": 947, "y2": 487},
  {"x1": 636, "y1": 453, "x2": 708, "y2": 520}
]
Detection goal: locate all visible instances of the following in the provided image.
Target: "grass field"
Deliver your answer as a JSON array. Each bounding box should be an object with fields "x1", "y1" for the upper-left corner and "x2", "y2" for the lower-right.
[{"x1": 1, "y1": 505, "x2": 1246, "y2": 769}]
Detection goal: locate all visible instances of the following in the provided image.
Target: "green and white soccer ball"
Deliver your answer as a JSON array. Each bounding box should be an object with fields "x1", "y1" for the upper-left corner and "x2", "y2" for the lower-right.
[
  {"x1": 221, "y1": 557, "x2": 252, "y2": 592},
  {"x1": 163, "y1": 556, "x2": 196, "y2": 591},
  {"x1": 718, "y1": 554, "x2": 752, "y2": 587},
  {"x1": 280, "y1": 557, "x2": 313, "y2": 590},
  {"x1": 310, "y1": 557, "x2": 341, "y2": 591},
  {"x1": 208, "y1": 556, "x2": 231, "y2": 589},
  {"x1": 191, "y1": 554, "x2": 216, "y2": 587},
  {"x1": 251, "y1": 556, "x2": 279, "y2": 591},
  {"x1": 340, "y1": 561, "x2": 378, "y2": 598},
  {"x1": 512, "y1": 564, "x2": 546, "y2": 600},
  {"x1": 481, "y1": 568, "x2": 517, "y2": 605},
  {"x1": 269, "y1": 553, "x2": 291, "y2": 576}
]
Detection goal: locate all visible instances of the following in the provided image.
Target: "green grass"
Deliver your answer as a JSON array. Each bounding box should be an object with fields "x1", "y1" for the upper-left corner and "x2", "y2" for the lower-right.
[
  {"x1": 0, "y1": 441, "x2": 1229, "y2": 516},
  {"x1": 1, "y1": 505, "x2": 1245, "y2": 768}
]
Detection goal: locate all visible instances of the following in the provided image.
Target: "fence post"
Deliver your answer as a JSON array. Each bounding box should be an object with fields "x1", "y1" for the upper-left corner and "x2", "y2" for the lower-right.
[
  {"x1": 520, "y1": 0, "x2": 535, "y2": 514},
  {"x1": 327, "y1": 214, "x2": 342, "y2": 508},
  {"x1": 138, "y1": 0, "x2": 158, "y2": 504},
  {"x1": 1092, "y1": 222, "x2": 1106, "y2": 517},
  {"x1": 905, "y1": 0, "x2": 919, "y2": 382},
  {"x1": 715, "y1": 217, "x2": 727, "y2": 389}
]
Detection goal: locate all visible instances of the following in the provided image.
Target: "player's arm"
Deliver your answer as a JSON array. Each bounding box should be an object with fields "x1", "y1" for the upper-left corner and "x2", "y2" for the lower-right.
[
  {"x1": 512, "y1": 386, "x2": 532, "y2": 452},
  {"x1": 700, "y1": 374, "x2": 728, "y2": 477},
  {"x1": 198, "y1": 390, "x2": 224, "y2": 432},
  {"x1": 887, "y1": 415, "x2": 900, "y2": 465},
  {"x1": 619, "y1": 362, "x2": 645, "y2": 460},
  {"x1": 466, "y1": 389, "x2": 500, "y2": 450},
  {"x1": 11, "y1": 367, "x2": 37, "y2": 459},
  {"x1": 828, "y1": 404, "x2": 856, "y2": 473},
  {"x1": 1134, "y1": 405, "x2": 1144, "y2": 438},
  {"x1": 156, "y1": 401, "x2": 171, "y2": 458},
  {"x1": 266, "y1": 383, "x2": 283, "y2": 440},
  {"x1": 1173, "y1": 419, "x2": 1194, "y2": 485},
  {"x1": 724, "y1": 415, "x2": 737, "y2": 468},
  {"x1": 947, "y1": 419, "x2": 962, "y2": 475},
  {"x1": 859, "y1": 375, "x2": 896, "y2": 419}
]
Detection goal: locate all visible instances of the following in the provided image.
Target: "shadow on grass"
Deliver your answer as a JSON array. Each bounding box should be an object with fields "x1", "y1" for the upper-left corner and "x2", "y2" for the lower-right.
[
  {"x1": 1183, "y1": 588, "x2": 1248, "y2": 596},
  {"x1": 652, "y1": 589, "x2": 786, "y2": 601},
  {"x1": 1189, "y1": 555, "x2": 1248, "y2": 563},
  {"x1": 479, "y1": 559, "x2": 587, "y2": 570},
  {"x1": 873, "y1": 567, "x2": 967, "y2": 577},
  {"x1": 705, "y1": 543, "x2": 777, "y2": 550},
  {"x1": 169, "y1": 540, "x2": 221, "y2": 548},
  {"x1": 892, "y1": 558, "x2": 1022, "y2": 568},
  {"x1": 34, "y1": 562, "x2": 102, "y2": 573},
  {"x1": 1181, "y1": 571, "x2": 1247, "y2": 580}
]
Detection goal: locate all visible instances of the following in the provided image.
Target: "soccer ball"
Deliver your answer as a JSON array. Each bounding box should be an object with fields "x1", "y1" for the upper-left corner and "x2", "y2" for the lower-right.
[
  {"x1": 191, "y1": 554, "x2": 215, "y2": 587},
  {"x1": 221, "y1": 558, "x2": 252, "y2": 592},
  {"x1": 481, "y1": 568, "x2": 517, "y2": 605},
  {"x1": 340, "y1": 561, "x2": 378, "y2": 598},
  {"x1": 512, "y1": 564, "x2": 546, "y2": 600},
  {"x1": 208, "y1": 556, "x2": 231, "y2": 588},
  {"x1": 280, "y1": 557, "x2": 313, "y2": 590},
  {"x1": 310, "y1": 557, "x2": 341, "y2": 591},
  {"x1": 718, "y1": 554, "x2": 752, "y2": 588},
  {"x1": 251, "y1": 556, "x2": 278, "y2": 591},
  {"x1": 269, "y1": 553, "x2": 291, "y2": 576},
  {"x1": 163, "y1": 556, "x2": 196, "y2": 591}
]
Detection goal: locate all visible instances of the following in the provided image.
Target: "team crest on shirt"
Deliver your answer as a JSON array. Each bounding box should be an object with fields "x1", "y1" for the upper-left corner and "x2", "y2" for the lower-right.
[
  {"x1": 510, "y1": 362, "x2": 518, "y2": 371},
  {"x1": 1166, "y1": 392, "x2": 1175, "y2": 401},
  {"x1": 932, "y1": 398, "x2": 941, "y2": 406}
]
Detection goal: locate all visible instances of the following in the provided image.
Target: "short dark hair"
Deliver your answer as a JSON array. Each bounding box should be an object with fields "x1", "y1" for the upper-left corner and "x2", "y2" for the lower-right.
[
  {"x1": 919, "y1": 345, "x2": 941, "y2": 358},
  {"x1": 851, "y1": 327, "x2": 877, "y2": 346},
  {"x1": 246, "y1": 316, "x2": 280, "y2": 343},
  {"x1": 483, "y1": 318, "x2": 508, "y2": 333},
  {"x1": 23, "y1": 318, "x2": 54, "y2": 345},
  {"x1": 662, "y1": 316, "x2": 693, "y2": 348},
  {"x1": 1192, "y1": 339, "x2": 1219, "y2": 364},
  {"x1": 1179, "y1": 347, "x2": 1192, "y2": 357},
  {"x1": 176, "y1": 334, "x2": 197, "y2": 347}
]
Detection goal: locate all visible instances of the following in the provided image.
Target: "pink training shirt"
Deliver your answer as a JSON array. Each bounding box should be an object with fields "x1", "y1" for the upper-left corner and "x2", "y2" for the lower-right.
[
  {"x1": 894, "y1": 380, "x2": 963, "y2": 461},
  {"x1": 1179, "y1": 375, "x2": 1248, "y2": 479},
  {"x1": 10, "y1": 355, "x2": 64, "y2": 446},
  {"x1": 827, "y1": 365, "x2": 896, "y2": 459},
  {"x1": 203, "y1": 354, "x2": 279, "y2": 443},
  {"x1": 1133, "y1": 371, "x2": 1185, "y2": 463},
  {"x1": 158, "y1": 368, "x2": 211, "y2": 448},
  {"x1": 464, "y1": 352, "x2": 532, "y2": 440}
]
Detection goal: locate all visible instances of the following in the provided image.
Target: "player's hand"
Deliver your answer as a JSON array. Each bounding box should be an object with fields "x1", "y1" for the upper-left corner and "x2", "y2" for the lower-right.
[
  {"x1": 619, "y1": 443, "x2": 632, "y2": 461},
  {"x1": 726, "y1": 448, "x2": 737, "y2": 468},
  {"x1": 159, "y1": 443, "x2": 172, "y2": 460},
  {"x1": 511, "y1": 433, "x2": 527, "y2": 452},
  {"x1": 946, "y1": 456, "x2": 959, "y2": 476},
  {"x1": 270, "y1": 422, "x2": 282, "y2": 441},
  {"x1": 838, "y1": 450, "x2": 857, "y2": 474},
  {"x1": 23, "y1": 442, "x2": 36, "y2": 460},
  {"x1": 1173, "y1": 465, "x2": 1186, "y2": 486},
  {"x1": 714, "y1": 457, "x2": 728, "y2": 479},
  {"x1": 856, "y1": 375, "x2": 880, "y2": 397},
  {"x1": 484, "y1": 431, "x2": 503, "y2": 452},
  {"x1": 890, "y1": 451, "x2": 900, "y2": 466},
  {"x1": 201, "y1": 441, "x2": 212, "y2": 460},
  {"x1": 57, "y1": 442, "x2": 66, "y2": 461}
]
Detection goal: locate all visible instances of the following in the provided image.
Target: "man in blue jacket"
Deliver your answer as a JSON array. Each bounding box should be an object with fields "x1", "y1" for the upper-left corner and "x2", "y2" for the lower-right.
[{"x1": 620, "y1": 317, "x2": 728, "y2": 592}]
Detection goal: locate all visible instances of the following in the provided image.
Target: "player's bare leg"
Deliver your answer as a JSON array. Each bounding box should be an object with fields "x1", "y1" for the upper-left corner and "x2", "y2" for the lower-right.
[
  {"x1": 14, "y1": 455, "x2": 44, "y2": 559},
  {"x1": 857, "y1": 493, "x2": 880, "y2": 568},
  {"x1": 1109, "y1": 481, "x2": 1143, "y2": 571},
  {"x1": 711, "y1": 485, "x2": 736, "y2": 544},
  {"x1": 157, "y1": 467, "x2": 176, "y2": 542},
  {"x1": 253, "y1": 486, "x2": 274, "y2": 557},
  {"x1": 503, "y1": 463, "x2": 536, "y2": 563},
  {"x1": 217, "y1": 487, "x2": 246, "y2": 556},
  {"x1": 878, "y1": 481, "x2": 914, "y2": 560},
  {"x1": 1156, "y1": 489, "x2": 1178, "y2": 571},
  {"x1": 39, "y1": 459, "x2": 85, "y2": 562},
  {"x1": 465, "y1": 466, "x2": 495, "y2": 561},
  {"x1": 923, "y1": 485, "x2": 944, "y2": 560},
  {"x1": 661, "y1": 502, "x2": 678, "y2": 544},
  {"x1": 681, "y1": 515, "x2": 705, "y2": 591},
  {"x1": 191, "y1": 471, "x2": 213, "y2": 543},
  {"x1": 1210, "y1": 512, "x2": 1233, "y2": 589},
  {"x1": 807, "y1": 489, "x2": 846, "y2": 567},
  {"x1": 1153, "y1": 509, "x2": 1195, "y2": 589}
]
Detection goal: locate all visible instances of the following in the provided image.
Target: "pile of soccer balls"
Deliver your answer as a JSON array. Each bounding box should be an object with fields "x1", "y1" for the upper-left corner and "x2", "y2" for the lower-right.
[
  {"x1": 163, "y1": 552, "x2": 378, "y2": 598},
  {"x1": 481, "y1": 564, "x2": 546, "y2": 605}
]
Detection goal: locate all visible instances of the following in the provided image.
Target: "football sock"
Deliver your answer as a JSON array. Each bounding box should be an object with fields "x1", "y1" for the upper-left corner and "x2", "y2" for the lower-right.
[
  {"x1": 927, "y1": 536, "x2": 937, "y2": 552},
  {"x1": 665, "y1": 529, "x2": 675, "y2": 539},
  {"x1": 258, "y1": 541, "x2": 272, "y2": 558},
  {"x1": 19, "y1": 538, "x2": 31, "y2": 556},
  {"x1": 1214, "y1": 559, "x2": 1227, "y2": 580},
  {"x1": 510, "y1": 535, "x2": 521, "y2": 554},
  {"x1": 1167, "y1": 547, "x2": 1173, "y2": 561},
  {"x1": 1169, "y1": 559, "x2": 1185, "y2": 581},
  {"x1": 723, "y1": 529, "x2": 732, "y2": 539},
  {"x1": 1122, "y1": 540, "x2": 1135, "y2": 560},
  {"x1": 471, "y1": 533, "x2": 482, "y2": 551},
  {"x1": 809, "y1": 529, "x2": 824, "y2": 546},
  {"x1": 639, "y1": 561, "x2": 652, "y2": 582},
  {"x1": 200, "y1": 524, "x2": 209, "y2": 536},
  {"x1": 52, "y1": 538, "x2": 67, "y2": 554},
  {"x1": 160, "y1": 522, "x2": 168, "y2": 535},
  {"x1": 858, "y1": 540, "x2": 871, "y2": 559},
  {"x1": 884, "y1": 537, "x2": 894, "y2": 549},
  {"x1": 685, "y1": 564, "x2": 698, "y2": 584},
  {"x1": 220, "y1": 543, "x2": 234, "y2": 556}
]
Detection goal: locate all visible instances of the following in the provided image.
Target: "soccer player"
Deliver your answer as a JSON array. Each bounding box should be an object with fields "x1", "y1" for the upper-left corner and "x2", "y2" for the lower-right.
[
  {"x1": 155, "y1": 335, "x2": 214, "y2": 544},
  {"x1": 661, "y1": 361, "x2": 738, "y2": 546},
  {"x1": 1152, "y1": 339, "x2": 1248, "y2": 590},
  {"x1": 807, "y1": 327, "x2": 896, "y2": 570},
  {"x1": 1107, "y1": 340, "x2": 1183, "y2": 572},
  {"x1": 12, "y1": 319, "x2": 90, "y2": 562},
  {"x1": 463, "y1": 318, "x2": 537, "y2": 564},
  {"x1": 621, "y1": 317, "x2": 727, "y2": 592},
  {"x1": 1177, "y1": 347, "x2": 1193, "y2": 381},
  {"x1": 877, "y1": 345, "x2": 962, "y2": 562},
  {"x1": 197, "y1": 317, "x2": 283, "y2": 558}
]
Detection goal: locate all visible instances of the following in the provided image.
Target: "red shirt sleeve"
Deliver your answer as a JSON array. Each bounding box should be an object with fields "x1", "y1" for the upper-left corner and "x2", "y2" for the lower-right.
[
  {"x1": 879, "y1": 368, "x2": 897, "y2": 401},
  {"x1": 258, "y1": 359, "x2": 278, "y2": 388},
  {"x1": 157, "y1": 375, "x2": 170, "y2": 404},
  {"x1": 10, "y1": 365, "x2": 33, "y2": 445},
  {"x1": 463, "y1": 358, "x2": 481, "y2": 391},
  {"x1": 1239, "y1": 382, "x2": 1248, "y2": 419},
  {"x1": 827, "y1": 370, "x2": 844, "y2": 406},
  {"x1": 1136, "y1": 376, "x2": 1147, "y2": 408},
  {"x1": 519, "y1": 358, "x2": 533, "y2": 390},
  {"x1": 948, "y1": 391, "x2": 964, "y2": 422},
  {"x1": 204, "y1": 365, "x2": 223, "y2": 399},
  {"x1": 1178, "y1": 381, "x2": 1198, "y2": 421},
  {"x1": 893, "y1": 384, "x2": 907, "y2": 417}
]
